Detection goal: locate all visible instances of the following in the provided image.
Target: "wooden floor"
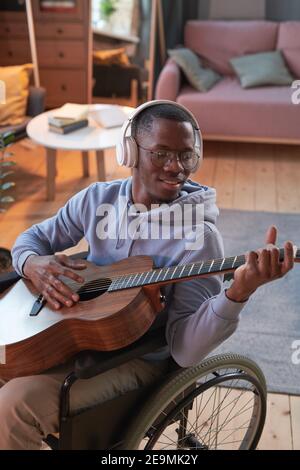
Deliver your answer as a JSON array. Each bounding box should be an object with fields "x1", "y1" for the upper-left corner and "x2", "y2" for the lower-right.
[{"x1": 0, "y1": 139, "x2": 299, "y2": 449}]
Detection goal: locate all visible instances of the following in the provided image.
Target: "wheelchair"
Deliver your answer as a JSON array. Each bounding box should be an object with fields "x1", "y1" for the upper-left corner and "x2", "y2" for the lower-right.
[{"x1": 0, "y1": 267, "x2": 267, "y2": 451}]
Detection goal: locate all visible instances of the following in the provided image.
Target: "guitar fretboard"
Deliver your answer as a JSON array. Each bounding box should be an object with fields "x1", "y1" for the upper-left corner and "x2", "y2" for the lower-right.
[{"x1": 108, "y1": 248, "x2": 299, "y2": 292}]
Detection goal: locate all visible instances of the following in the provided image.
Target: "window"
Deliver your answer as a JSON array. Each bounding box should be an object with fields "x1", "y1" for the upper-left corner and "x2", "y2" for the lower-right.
[{"x1": 92, "y1": 0, "x2": 138, "y2": 37}]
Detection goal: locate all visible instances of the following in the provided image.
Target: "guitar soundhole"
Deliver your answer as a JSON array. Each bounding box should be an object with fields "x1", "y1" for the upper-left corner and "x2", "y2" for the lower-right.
[{"x1": 77, "y1": 278, "x2": 112, "y2": 301}]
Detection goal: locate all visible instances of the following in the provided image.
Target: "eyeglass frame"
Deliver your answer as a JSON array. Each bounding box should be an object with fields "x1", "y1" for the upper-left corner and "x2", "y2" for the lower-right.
[{"x1": 136, "y1": 143, "x2": 201, "y2": 172}]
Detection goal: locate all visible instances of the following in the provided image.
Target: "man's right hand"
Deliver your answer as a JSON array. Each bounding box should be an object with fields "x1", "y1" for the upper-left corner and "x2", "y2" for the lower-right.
[{"x1": 23, "y1": 254, "x2": 86, "y2": 310}]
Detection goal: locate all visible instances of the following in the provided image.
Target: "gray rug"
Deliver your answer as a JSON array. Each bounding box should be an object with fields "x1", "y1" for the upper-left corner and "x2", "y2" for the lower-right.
[{"x1": 211, "y1": 209, "x2": 300, "y2": 395}]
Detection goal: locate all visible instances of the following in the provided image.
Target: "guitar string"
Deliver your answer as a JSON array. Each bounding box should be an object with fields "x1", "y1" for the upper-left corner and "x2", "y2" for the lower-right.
[
  {"x1": 60, "y1": 247, "x2": 295, "y2": 295},
  {"x1": 65, "y1": 256, "x2": 247, "y2": 294}
]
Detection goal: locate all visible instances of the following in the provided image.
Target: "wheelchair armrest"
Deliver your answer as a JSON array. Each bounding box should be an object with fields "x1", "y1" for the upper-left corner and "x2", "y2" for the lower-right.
[
  {"x1": 74, "y1": 326, "x2": 168, "y2": 379},
  {"x1": 0, "y1": 271, "x2": 20, "y2": 294}
]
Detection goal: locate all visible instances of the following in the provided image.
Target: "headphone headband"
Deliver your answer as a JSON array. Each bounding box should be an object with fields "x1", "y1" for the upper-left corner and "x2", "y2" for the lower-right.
[{"x1": 116, "y1": 99, "x2": 203, "y2": 170}]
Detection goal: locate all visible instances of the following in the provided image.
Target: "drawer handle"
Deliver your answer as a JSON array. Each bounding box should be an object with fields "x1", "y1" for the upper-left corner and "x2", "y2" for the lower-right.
[
  {"x1": 59, "y1": 52, "x2": 65, "y2": 58},
  {"x1": 57, "y1": 28, "x2": 64, "y2": 34},
  {"x1": 61, "y1": 84, "x2": 67, "y2": 91},
  {"x1": 8, "y1": 51, "x2": 13, "y2": 57},
  {"x1": 5, "y1": 27, "x2": 11, "y2": 33}
]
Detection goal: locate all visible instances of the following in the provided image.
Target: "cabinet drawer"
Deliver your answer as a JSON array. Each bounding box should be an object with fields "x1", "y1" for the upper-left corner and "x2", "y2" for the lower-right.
[
  {"x1": 35, "y1": 22, "x2": 85, "y2": 39},
  {"x1": 37, "y1": 41, "x2": 85, "y2": 68},
  {"x1": 32, "y1": 0, "x2": 84, "y2": 21},
  {"x1": 0, "y1": 12, "x2": 26, "y2": 22},
  {"x1": 0, "y1": 21, "x2": 29, "y2": 38},
  {"x1": 40, "y1": 69, "x2": 87, "y2": 107},
  {"x1": 0, "y1": 39, "x2": 31, "y2": 66}
]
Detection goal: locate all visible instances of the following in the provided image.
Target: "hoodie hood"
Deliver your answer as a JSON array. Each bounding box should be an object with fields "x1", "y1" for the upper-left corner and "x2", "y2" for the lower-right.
[
  {"x1": 123, "y1": 177, "x2": 219, "y2": 224},
  {"x1": 111, "y1": 177, "x2": 219, "y2": 257}
]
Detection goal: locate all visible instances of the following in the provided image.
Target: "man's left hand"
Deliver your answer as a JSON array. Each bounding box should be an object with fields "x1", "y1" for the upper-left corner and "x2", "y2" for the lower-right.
[{"x1": 226, "y1": 226, "x2": 294, "y2": 302}]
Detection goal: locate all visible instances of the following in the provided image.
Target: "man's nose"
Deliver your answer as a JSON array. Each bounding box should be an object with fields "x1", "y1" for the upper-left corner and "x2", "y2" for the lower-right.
[{"x1": 163, "y1": 154, "x2": 184, "y2": 172}]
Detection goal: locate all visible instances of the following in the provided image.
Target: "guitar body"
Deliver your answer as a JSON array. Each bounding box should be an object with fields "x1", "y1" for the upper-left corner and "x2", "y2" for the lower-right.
[{"x1": 0, "y1": 256, "x2": 163, "y2": 380}]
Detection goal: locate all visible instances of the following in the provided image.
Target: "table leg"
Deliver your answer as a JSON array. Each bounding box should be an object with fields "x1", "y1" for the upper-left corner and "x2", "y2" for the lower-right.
[
  {"x1": 96, "y1": 150, "x2": 106, "y2": 181},
  {"x1": 82, "y1": 151, "x2": 89, "y2": 177},
  {"x1": 46, "y1": 147, "x2": 57, "y2": 201}
]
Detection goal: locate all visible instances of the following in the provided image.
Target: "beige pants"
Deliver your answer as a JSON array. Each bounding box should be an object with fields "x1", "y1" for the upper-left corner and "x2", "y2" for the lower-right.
[{"x1": 0, "y1": 357, "x2": 168, "y2": 450}]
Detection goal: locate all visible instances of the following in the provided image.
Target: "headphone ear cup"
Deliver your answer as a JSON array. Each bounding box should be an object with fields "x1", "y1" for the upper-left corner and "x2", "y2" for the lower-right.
[
  {"x1": 124, "y1": 136, "x2": 139, "y2": 168},
  {"x1": 116, "y1": 141, "x2": 125, "y2": 166},
  {"x1": 192, "y1": 129, "x2": 203, "y2": 172}
]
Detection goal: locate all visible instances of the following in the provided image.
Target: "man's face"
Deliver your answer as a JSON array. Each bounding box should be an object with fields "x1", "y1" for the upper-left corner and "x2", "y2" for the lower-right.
[{"x1": 133, "y1": 118, "x2": 195, "y2": 205}]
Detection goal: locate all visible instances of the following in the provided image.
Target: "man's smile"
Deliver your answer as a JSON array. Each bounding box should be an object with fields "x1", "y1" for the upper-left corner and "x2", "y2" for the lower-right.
[{"x1": 159, "y1": 176, "x2": 185, "y2": 190}]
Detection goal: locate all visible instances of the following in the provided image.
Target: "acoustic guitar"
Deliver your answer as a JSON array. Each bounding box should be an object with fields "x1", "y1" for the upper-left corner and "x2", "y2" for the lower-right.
[{"x1": 0, "y1": 248, "x2": 299, "y2": 380}]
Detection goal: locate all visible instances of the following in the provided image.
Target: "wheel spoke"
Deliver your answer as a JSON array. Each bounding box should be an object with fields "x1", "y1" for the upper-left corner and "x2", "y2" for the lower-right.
[{"x1": 130, "y1": 358, "x2": 266, "y2": 451}]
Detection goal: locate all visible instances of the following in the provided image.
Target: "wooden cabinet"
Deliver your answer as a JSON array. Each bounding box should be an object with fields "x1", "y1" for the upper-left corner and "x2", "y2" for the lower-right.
[
  {"x1": 0, "y1": 11, "x2": 31, "y2": 66},
  {"x1": 39, "y1": 69, "x2": 86, "y2": 104},
  {"x1": 32, "y1": 0, "x2": 92, "y2": 108}
]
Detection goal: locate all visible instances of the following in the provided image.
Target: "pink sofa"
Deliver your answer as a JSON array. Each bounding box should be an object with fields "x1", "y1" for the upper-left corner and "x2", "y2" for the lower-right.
[{"x1": 155, "y1": 21, "x2": 300, "y2": 144}]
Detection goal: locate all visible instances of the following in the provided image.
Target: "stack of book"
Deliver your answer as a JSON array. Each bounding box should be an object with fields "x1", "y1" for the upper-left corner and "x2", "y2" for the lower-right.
[{"x1": 48, "y1": 103, "x2": 89, "y2": 134}]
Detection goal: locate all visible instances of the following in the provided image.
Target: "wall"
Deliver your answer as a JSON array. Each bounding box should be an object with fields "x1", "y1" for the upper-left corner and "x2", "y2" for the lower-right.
[
  {"x1": 198, "y1": 0, "x2": 300, "y2": 21},
  {"x1": 209, "y1": 0, "x2": 265, "y2": 20}
]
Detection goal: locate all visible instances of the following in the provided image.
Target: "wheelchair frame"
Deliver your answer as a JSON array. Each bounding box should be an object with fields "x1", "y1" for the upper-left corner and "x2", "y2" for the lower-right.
[{"x1": 0, "y1": 262, "x2": 267, "y2": 451}]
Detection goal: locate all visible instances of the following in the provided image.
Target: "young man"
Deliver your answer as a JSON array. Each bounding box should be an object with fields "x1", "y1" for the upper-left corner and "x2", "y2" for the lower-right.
[{"x1": 0, "y1": 101, "x2": 294, "y2": 449}]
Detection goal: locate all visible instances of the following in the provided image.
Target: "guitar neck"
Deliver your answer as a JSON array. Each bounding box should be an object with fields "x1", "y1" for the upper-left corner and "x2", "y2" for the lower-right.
[{"x1": 109, "y1": 247, "x2": 300, "y2": 292}]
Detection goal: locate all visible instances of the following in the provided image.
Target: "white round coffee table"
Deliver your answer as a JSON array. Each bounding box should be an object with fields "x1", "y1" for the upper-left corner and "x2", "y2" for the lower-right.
[{"x1": 26, "y1": 104, "x2": 133, "y2": 200}]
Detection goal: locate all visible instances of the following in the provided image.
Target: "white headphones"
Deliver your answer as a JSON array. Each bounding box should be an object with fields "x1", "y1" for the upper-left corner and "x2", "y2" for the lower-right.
[{"x1": 116, "y1": 99, "x2": 203, "y2": 171}]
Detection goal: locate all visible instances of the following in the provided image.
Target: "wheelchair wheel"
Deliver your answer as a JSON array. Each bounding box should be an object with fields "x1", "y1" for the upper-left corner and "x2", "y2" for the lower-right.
[{"x1": 122, "y1": 354, "x2": 267, "y2": 450}]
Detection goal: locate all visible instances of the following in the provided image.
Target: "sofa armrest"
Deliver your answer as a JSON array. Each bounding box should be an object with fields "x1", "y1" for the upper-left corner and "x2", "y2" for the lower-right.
[
  {"x1": 26, "y1": 86, "x2": 46, "y2": 117},
  {"x1": 155, "y1": 59, "x2": 182, "y2": 101}
]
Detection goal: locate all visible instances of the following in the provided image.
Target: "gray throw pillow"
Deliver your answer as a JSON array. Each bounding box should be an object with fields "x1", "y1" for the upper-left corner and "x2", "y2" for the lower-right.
[
  {"x1": 168, "y1": 48, "x2": 221, "y2": 92},
  {"x1": 230, "y1": 50, "x2": 294, "y2": 88}
]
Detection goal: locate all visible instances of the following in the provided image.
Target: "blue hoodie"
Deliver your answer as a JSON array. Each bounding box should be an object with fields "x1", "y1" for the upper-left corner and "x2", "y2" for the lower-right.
[{"x1": 12, "y1": 177, "x2": 246, "y2": 367}]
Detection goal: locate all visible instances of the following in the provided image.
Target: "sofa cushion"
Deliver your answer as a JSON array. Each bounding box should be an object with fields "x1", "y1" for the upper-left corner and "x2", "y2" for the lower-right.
[
  {"x1": 185, "y1": 21, "x2": 278, "y2": 75},
  {"x1": 93, "y1": 48, "x2": 130, "y2": 67},
  {"x1": 167, "y1": 48, "x2": 221, "y2": 92},
  {"x1": 277, "y1": 22, "x2": 300, "y2": 78},
  {"x1": 0, "y1": 64, "x2": 33, "y2": 126},
  {"x1": 177, "y1": 77, "x2": 300, "y2": 141},
  {"x1": 230, "y1": 51, "x2": 294, "y2": 88}
]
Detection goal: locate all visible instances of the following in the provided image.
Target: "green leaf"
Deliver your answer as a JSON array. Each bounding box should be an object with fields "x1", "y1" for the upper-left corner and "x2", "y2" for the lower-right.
[
  {"x1": 0, "y1": 196, "x2": 14, "y2": 203},
  {"x1": 0, "y1": 182, "x2": 15, "y2": 190},
  {"x1": 0, "y1": 161, "x2": 16, "y2": 167},
  {"x1": 0, "y1": 171, "x2": 14, "y2": 179}
]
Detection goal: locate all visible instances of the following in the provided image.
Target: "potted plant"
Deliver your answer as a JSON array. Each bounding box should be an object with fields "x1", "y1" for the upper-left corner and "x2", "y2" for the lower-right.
[
  {"x1": 0, "y1": 130, "x2": 16, "y2": 273},
  {"x1": 99, "y1": 0, "x2": 118, "y2": 22}
]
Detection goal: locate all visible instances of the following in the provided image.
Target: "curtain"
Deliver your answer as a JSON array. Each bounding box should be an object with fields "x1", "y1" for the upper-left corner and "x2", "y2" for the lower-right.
[
  {"x1": 136, "y1": 0, "x2": 199, "y2": 95},
  {"x1": 161, "y1": 0, "x2": 199, "y2": 49},
  {"x1": 266, "y1": 0, "x2": 300, "y2": 20},
  {"x1": 154, "y1": 0, "x2": 199, "y2": 93}
]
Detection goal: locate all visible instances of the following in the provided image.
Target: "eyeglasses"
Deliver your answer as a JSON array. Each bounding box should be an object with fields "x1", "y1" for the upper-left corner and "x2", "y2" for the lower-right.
[{"x1": 137, "y1": 144, "x2": 200, "y2": 171}]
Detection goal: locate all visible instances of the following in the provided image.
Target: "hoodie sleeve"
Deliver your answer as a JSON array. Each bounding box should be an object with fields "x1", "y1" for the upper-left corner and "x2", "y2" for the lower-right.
[
  {"x1": 166, "y1": 223, "x2": 246, "y2": 367},
  {"x1": 11, "y1": 184, "x2": 93, "y2": 276}
]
